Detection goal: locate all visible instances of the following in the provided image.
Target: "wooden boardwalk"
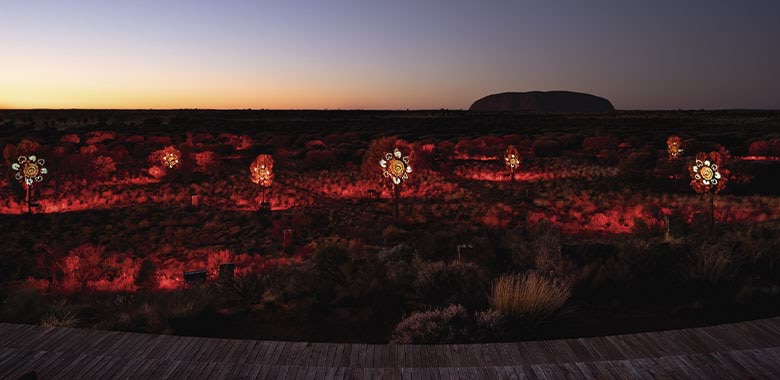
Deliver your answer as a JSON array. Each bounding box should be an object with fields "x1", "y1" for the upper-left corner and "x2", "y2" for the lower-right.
[{"x1": 2, "y1": 317, "x2": 780, "y2": 379}]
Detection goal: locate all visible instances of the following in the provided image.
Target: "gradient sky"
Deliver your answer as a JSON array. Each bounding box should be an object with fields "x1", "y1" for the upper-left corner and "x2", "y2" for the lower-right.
[{"x1": 2, "y1": 1, "x2": 780, "y2": 110}]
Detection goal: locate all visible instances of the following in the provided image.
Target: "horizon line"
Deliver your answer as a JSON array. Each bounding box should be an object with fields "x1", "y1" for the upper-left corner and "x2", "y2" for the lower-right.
[{"x1": 2, "y1": 108, "x2": 780, "y2": 112}]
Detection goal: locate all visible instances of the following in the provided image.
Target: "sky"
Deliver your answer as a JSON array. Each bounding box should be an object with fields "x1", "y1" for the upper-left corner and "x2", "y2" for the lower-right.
[{"x1": 1, "y1": 1, "x2": 779, "y2": 110}]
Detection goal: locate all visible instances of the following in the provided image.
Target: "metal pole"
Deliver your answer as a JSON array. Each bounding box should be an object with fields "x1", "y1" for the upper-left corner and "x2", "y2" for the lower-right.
[
  {"x1": 710, "y1": 192, "x2": 715, "y2": 230},
  {"x1": 26, "y1": 185, "x2": 31, "y2": 214},
  {"x1": 394, "y1": 185, "x2": 399, "y2": 221}
]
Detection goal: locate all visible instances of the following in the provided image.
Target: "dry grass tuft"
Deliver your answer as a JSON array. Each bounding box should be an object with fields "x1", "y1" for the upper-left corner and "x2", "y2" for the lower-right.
[{"x1": 490, "y1": 271, "x2": 571, "y2": 323}]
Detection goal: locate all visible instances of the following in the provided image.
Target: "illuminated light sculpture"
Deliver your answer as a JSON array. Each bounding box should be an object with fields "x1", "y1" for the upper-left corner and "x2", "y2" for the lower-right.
[
  {"x1": 504, "y1": 145, "x2": 521, "y2": 181},
  {"x1": 689, "y1": 151, "x2": 728, "y2": 225},
  {"x1": 250, "y1": 154, "x2": 274, "y2": 210},
  {"x1": 11, "y1": 154, "x2": 47, "y2": 213},
  {"x1": 161, "y1": 146, "x2": 181, "y2": 169},
  {"x1": 667, "y1": 136, "x2": 684, "y2": 160},
  {"x1": 379, "y1": 147, "x2": 413, "y2": 220}
]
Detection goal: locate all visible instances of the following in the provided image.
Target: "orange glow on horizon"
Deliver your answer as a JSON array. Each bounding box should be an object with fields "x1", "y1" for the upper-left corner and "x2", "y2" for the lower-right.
[{"x1": 0, "y1": 54, "x2": 470, "y2": 110}]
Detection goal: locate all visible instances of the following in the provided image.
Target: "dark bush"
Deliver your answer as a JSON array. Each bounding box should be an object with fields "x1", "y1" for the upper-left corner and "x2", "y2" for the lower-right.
[
  {"x1": 532, "y1": 138, "x2": 563, "y2": 157},
  {"x1": 391, "y1": 304, "x2": 472, "y2": 344},
  {"x1": 618, "y1": 151, "x2": 655, "y2": 181},
  {"x1": 414, "y1": 261, "x2": 487, "y2": 308},
  {"x1": 302, "y1": 150, "x2": 337, "y2": 170}
]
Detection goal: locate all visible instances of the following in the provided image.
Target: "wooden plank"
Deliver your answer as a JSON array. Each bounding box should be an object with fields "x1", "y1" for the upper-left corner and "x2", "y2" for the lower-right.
[
  {"x1": 3, "y1": 324, "x2": 39, "y2": 347},
  {"x1": 153, "y1": 335, "x2": 189, "y2": 361},
  {"x1": 244, "y1": 363, "x2": 265, "y2": 380},
  {"x1": 158, "y1": 360, "x2": 185, "y2": 380},
  {"x1": 334, "y1": 366, "x2": 348, "y2": 380},
  {"x1": 36, "y1": 326, "x2": 74, "y2": 352},
  {"x1": 193, "y1": 337, "x2": 222, "y2": 363},
  {"x1": 542, "y1": 340, "x2": 577, "y2": 364},
  {"x1": 230, "y1": 339, "x2": 256, "y2": 363},
  {"x1": 280, "y1": 364, "x2": 296, "y2": 380},
  {"x1": 252, "y1": 361, "x2": 272, "y2": 379},
  {"x1": 610, "y1": 359, "x2": 645, "y2": 380},
  {"x1": 119, "y1": 332, "x2": 153, "y2": 359},
  {"x1": 200, "y1": 338, "x2": 229, "y2": 363},
  {"x1": 4, "y1": 350, "x2": 46, "y2": 378},
  {"x1": 313, "y1": 342, "x2": 326, "y2": 368},
  {"x1": 139, "y1": 357, "x2": 175, "y2": 380},
  {"x1": 730, "y1": 349, "x2": 777, "y2": 379},
  {"x1": 17, "y1": 326, "x2": 57, "y2": 350},
  {"x1": 324, "y1": 366, "x2": 338, "y2": 380},
  {"x1": 356, "y1": 343, "x2": 367, "y2": 368},
  {"x1": 50, "y1": 353, "x2": 91, "y2": 380},
  {"x1": 440, "y1": 344, "x2": 456, "y2": 368},
  {"x1": 93, "y1": 356, "x2": 132, "y2": 380},
  {"x1": 268, "y1": 341, "x2": 288, "y2": 366},
  {"x1": 331, "y1": 343, "x2": 345, "y2": 369},
  {"x1": 664, "y1": 355, "x2": 706, "y2": 380},
  {"x1": 180, "y1": 360, "x2": 209, "y2": 380},
  {"x1": 195, "y1": 361, "x2": 220, "y2": 380},
  {"x1": 168, "y1": 336, "x2": 200, "y2": 362},
  {"x1": 411, "y1": 344, "x2": 422, "y2": 369},
  {"x1": 478, "y1": 343, "x2": 497, "y2": 367},
  {"x1": 108, "y1": 357, "x2": 145, "y2": 380},
  {"x1": 37, "y1": 351, "x2": 75, "y2": 380},
  {"x1": 247, "y1": 340, "x2": 273, "y2": 364},
  {"x1": 375, "y1": 344, "x2": 389, "y2": 369},
  {"x1": 260, "y1": 363, "x2": 280, "y2": 380},
  {"x1": 129, "y1": 357, "x2": 164, "y2": 380},
  {"x1": 66, "y1": 354, "x2": 114, "y2": 380},
  {"x1": 685, "y1": 353, "x2": 728, "y2": 380},
  {"x1": 558, "y1": 362, "x2": 586, "y2": 380},
  {"x1": 211, "y1": 338, "x2": 235, "y2": 363},
  {"x1": 285, "y1": 341, "x2": 305, "y2": 366}
]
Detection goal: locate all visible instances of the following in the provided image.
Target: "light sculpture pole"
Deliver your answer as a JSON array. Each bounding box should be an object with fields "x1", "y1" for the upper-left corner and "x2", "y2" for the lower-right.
[
  {"x1": 161, "y1": 146, "x2": 181, "y2": 170},
  {"x1": 689, "y1": 151, "x2": 727, "y2": 227},
  {"x1": 250, "y1": 154, "x2": 274, "y2": 211},
  {"x1": 667, "y1": 136, "x2": 684, "y2": 160},
  {"x1": 379, "y1": 147, "x2": 412, "y2": 221},
  {"x1": 11, "y1": 154, "x2": 48, "y2": 214},
  {"x1": 504, "y1": 145, "x2": 520, "y2": 181}
]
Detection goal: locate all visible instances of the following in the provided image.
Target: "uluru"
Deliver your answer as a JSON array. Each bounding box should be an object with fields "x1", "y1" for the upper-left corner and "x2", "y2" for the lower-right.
[{"x1": 469, "y1": 91, "x2": 614, "y2": 113}]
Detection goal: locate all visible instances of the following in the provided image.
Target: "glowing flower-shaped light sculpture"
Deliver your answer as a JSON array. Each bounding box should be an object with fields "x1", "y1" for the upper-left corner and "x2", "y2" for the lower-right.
[
  {"x1": 504, "y1": 145, "x2": 521, "y2": 181},
  {"x1": 161, "y1": 146, "x2": 181, "y2": 169},
  {"x1": 11, "y1": 154, "x2": 47, "y2": 213},
  {"x1": 667, "y1": 136, "x2": 684, "y2": 160},
  {"x1": 689, "y1": 152, "x2": 726, "y2": 194},
  {"x1": 689, "y1": 151, "x2": 728, "y2": 225},
  {"x1": 379, "y1": 148, "x2": 413, "y2": 220},
  {"x1": 250, "y1": 154, "x2": 274, "y2": 208}
]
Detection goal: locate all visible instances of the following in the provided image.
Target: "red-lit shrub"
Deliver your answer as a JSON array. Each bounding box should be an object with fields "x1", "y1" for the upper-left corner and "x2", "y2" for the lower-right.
[
  {"x1": 618, "y1": 150, "x2": 655, "y2": 181},
  {"x1": 582, "y1": 135, "x2": 620, "y2": 152},
  {"x1": 748, "y1": 139, "x2": 780, "y2": 156},
  {"x1": 85, "y1": 131, "x2": 116, "y2": 145},
  {"x1": 92, "y1": 156, "x2": 117, "y2": 179},
  {"x1": 193, "y1": 151, "x2": 221, "y2": 174},
  {"x1": 60, "y1": 134, "x2": 80, "y2": 144},
  {"x1": 302, "y1": 149, "x2": 337, "y2": 170}
]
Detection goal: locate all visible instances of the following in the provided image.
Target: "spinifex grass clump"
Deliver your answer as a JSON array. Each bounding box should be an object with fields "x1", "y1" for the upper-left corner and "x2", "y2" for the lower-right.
[{"x1": 490, "y1": 271, "x2": 571, "y2": 324}]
